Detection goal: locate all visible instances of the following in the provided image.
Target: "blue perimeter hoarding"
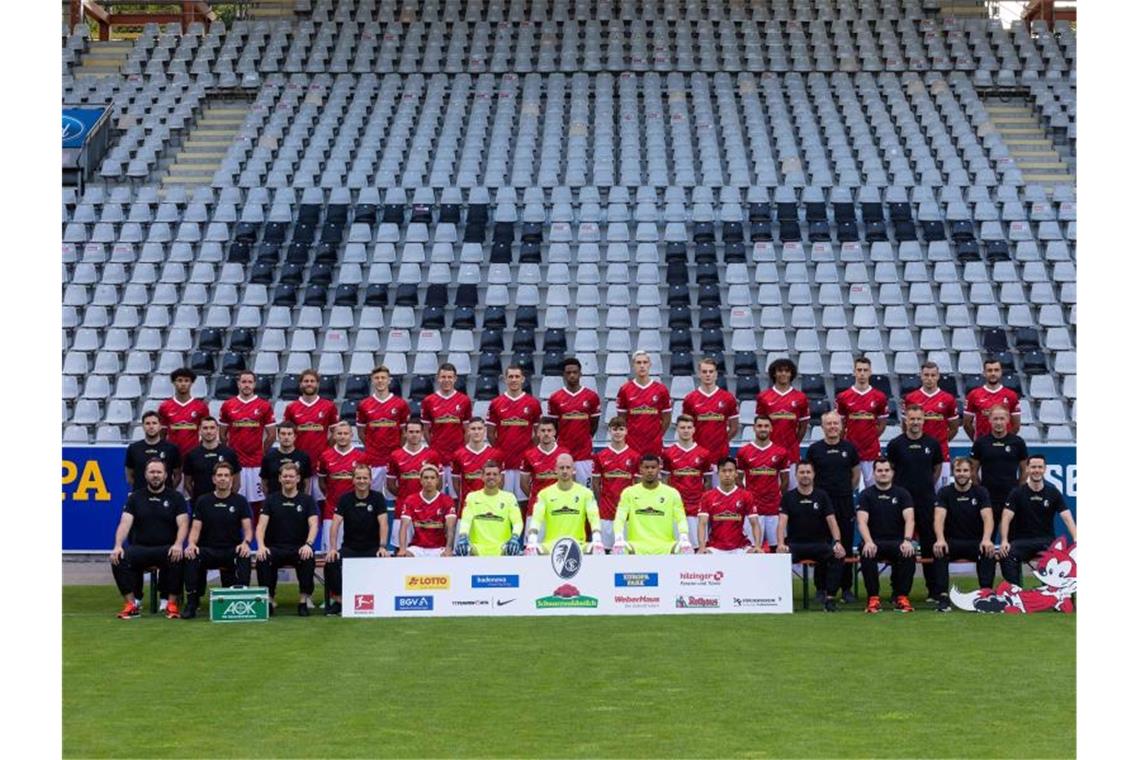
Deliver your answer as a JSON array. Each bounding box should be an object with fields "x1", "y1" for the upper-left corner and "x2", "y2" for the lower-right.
[
  {"x1": 62, "y1": 107, "x2": 107, "y2": 149},
  {"x1": 61, "y1": 444, "x2": 1077, "y2": 552}
]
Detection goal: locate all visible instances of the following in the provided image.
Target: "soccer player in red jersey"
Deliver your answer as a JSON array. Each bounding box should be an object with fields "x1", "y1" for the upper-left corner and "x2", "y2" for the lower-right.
[
  {"x1": 450, "y1": 417, "x2": 502, "y2": 504},
  {"x1": 219, "y1": 370, "x2": 276, "y2": 508},
  {"x1": 520, "y1": 418, "x2": 571, "y2": 521},
  {"x1": 662, "y1": 415, "x2": 714, "y2": 541},
  {"x1": 157, "y1": 367, "x2": 211, "y2": 460},
  {"x1": 682, "y1": 357, "x2": 739, "y2": 461},
  {"x1": 355, "y1": 365, "x2": 410, "y2": 496},
  {"x1": 397, "y1": 464, "x2": 457, "y2": 557},
  {"x1": 964, "y1": 357, "x2": 1022, "y2": 441},
  {"x1": 420, "y1": 363, "x2": 473, "y2": 490},
  {"x1": 591, "y1": 417, "x2": 641, "y2": 549},
  {"x1": 736, "y1": 416, "x2": 790, "y2": 550},
  {"x1": 697, "y1": 458, "x2": 760, "y2": 553},
  {"x1": 615, "y1": 351, "x2": 672, "y2": 457},
  {"x1": 547, "y1": 357, "x2": 602, "y2": 485},
  {"x1": 317, "y1": 422, "x2": 366, "y2": 550},
  {"x1": 756, "y1": 358, "x2": 810, "y2": 468},
  {"x1": 385, "y1": 419, "x2": 444, "y2": 549},
  {"x1": 835, "y1": 356, "x2": 890, "y2": 488},
  {"x1": 283, "y1": 369, "x2": 339, "y2": 502},
  {"x1": 487, "y1": 364, "x2": 543, "y2": 498},
  {"x1": 904, "y1": 361, "x2": 960, "y2": 488}
]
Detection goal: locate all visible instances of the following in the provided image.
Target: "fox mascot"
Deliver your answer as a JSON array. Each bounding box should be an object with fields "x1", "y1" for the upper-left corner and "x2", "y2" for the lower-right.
[{"x1": 950, "y1": 537, "x2": 1076, "y2": 614}]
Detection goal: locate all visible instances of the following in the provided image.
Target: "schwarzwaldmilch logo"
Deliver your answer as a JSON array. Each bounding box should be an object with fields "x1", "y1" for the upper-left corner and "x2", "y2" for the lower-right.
[{"x1": 536, "y1": 583, "x2": 598, "y2": 609}]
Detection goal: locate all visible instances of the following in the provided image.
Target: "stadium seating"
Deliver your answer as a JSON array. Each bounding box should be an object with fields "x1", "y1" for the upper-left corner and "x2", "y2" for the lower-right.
[{"x1": 62, "y1": 0, "x2": 1075, "y2": 446}]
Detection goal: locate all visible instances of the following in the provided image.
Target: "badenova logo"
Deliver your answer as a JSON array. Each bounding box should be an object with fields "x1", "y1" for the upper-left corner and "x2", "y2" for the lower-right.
[
  {"x1": 615, "y1": 572, "x2": 659, "y2": 587},
  {"x1": 471, "y1": 574, "x2": 520, "y2": 589},
  {"x1": 395, "y1": 595, "x2": 434, "y2": 611},
  {"x1": 405, "y1": 575, "x2": 450, "y2": 590}
]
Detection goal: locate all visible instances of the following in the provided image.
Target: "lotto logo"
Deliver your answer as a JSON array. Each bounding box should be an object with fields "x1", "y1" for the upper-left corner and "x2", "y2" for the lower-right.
[
  {"x1": 354, "y1": 594, "x2": 375, "y2": 613},
  {"x1": 405, "y1": 575, "x2": 450, "y2": 590}
]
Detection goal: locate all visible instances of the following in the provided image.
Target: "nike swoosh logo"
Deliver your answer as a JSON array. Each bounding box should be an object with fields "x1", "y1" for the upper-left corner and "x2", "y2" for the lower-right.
[{"x1": 496, "y1": 599, "x2": 516, "y2": 606}]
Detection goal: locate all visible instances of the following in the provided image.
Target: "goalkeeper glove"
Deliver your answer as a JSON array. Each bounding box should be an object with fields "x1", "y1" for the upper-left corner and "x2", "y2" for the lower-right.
[
  {"x1": 677, "y1": 534, "x2": 694, "y2": 554},
  {"x1": 523, "y1": 534, "x2": 539, "y2": 556},
  {"x1": 454, "y1": 535, "x2": 471, "y2": 556},
  {"x1": 612, "y1": 532, "x2": 628, "y2": 555},
  {"x1": 503, "y1": 535, "x2": 523, "y2": 556},
  {"x1": 589, "y1": 531, "x2": 605, "y2": 555}
]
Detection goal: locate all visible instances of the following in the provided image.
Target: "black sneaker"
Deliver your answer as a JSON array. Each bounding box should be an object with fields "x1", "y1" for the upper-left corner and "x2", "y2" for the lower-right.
[
  {"x1": 842, "y1": 590, "x2": 857, "y2": 604},
  {"x1": 180, "y1": 601, "x2": 198, "y2": 620},
  {"x1": 325, "y1": 601, "x2": 342, "y2": 616},
  {"x1": 936, "y1": 597, "x2": 953, "y2": 613},
  {"x1": 297, "y1": 603, "x2": 310, "y2": 617},
  {"x1": 823, "y1": 598, "x2": 838, "y2": 613},
  {"x1": 268, "y1": 602, "x2": 276, "y2": 617}
]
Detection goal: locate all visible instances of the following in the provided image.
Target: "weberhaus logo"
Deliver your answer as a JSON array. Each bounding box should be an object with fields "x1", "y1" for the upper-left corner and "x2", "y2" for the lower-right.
[{"x1": 614, "y1": 594, "x2": 661, "y2": 607}]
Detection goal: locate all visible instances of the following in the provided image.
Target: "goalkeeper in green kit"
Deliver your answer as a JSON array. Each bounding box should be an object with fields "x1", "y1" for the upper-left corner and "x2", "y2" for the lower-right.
[
  {"x1": 526, "y1": 453, "x2": 604, "y2": 555},
  {"x1": 455, "y1": 460, "x2": 525, "y2": 556},
  {"x1": 613, "y1": 454, "x2": 693, "y2": 555}
]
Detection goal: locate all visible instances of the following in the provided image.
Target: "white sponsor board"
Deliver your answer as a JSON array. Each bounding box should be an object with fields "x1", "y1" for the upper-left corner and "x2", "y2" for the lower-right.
[{"x1": 343, "y1": 539, "x2": 792, "y2": 617}]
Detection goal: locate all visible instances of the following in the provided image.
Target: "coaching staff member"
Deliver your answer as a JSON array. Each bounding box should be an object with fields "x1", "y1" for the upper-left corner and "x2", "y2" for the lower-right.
[
  {"x1": 805, "y1": 411, "x2": 861, "y2": 601},
  {"x1": 255, "y1": 463, "x2": 319, "y2": 616},
  {"x1": 182, "y1": 417, "x2": 241, "y2": 504},
  {"x1": 110, "y1": 458, "x2": 188, "y2": 619},
  {"x1": 969, "y1": 406, "x2": 1027, "y2": 530},
  {"x1": 181, "y1": 461, "x2": 253, "y2": 619},
  {"x1": 931, "y1": 457, "x2": 997, "y2": 611},
  {"x1": 886, "y1": 405, "x2": 943, "y2": 602},
  {"x1": 325, "y1": 463, "x2": 391, "y2": 616},
  {"x1": 124, "y1": 411, "x2": 180, "y2": 491},
  {"x1": 856, "y1": 459, "x2": 917, "y2": 614},
  {"x1": 260, "y1": 421, "x2": 312, "y2": 497},
  {"x1": 777, "y1": 462, "x2": 846, "y2": 612},
  {"x1": 999, "y1": 454, "x2": 1077, "y2": 585}
]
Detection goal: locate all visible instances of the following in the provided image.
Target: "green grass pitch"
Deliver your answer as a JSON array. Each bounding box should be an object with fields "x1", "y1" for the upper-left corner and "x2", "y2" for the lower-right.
[{"x1": 63, "y1": 583, "x2": 1074, "y2": 758}]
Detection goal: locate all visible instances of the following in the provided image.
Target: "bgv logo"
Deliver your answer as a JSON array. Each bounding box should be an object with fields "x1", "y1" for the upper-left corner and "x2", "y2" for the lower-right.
[{"x1": 395, "y1": 595, "x2": 434, "y2": 611}]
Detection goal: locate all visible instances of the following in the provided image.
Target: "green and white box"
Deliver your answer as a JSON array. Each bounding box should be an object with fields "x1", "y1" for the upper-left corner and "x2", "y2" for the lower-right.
[{"x1": 209, "y1": 586, "x2": 270, "y2": 623}]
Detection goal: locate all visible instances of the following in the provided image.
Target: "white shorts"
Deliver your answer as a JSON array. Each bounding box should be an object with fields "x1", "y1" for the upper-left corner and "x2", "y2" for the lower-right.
[
  {"x1": 390, "y1": 517, "x2": 409, "y2": 550},
  {"x1": 239, "y1": 467, "x2": 265, "y2": 503},
  {"x1": 502, "y1": 469, "x2": 523, "y2": 499},
  {"x1": 405, "y1": 546, "x2": 445, "y2": 557},
  {"x1": 574, "y1": 460, "x2": 593, "y2": 487},
  {"x1": 937, "y1": 461, "x2": 951, "y2": 490},
  {"x1": 859, "y1": 461, "x2": 875, "y2": 491},
  {"x1": 309, "y1": 478, "x2": 325, "y2": 502},
  {"x1": 747, "y1": 515, "x2": 778, "y2": 548},
  {"x1": 440, "y1": 465, "x2": 455, "y2": 496},
  {"x1": 320, "y1": 519, "x2": 343, "y2": 552},
  {"x1": 687, "y1": 516, "x2": 701, "y2": 545},
  {"x1": 599, "y1": 519, "x2": 615, "y2": 549},
  {"x1": 370, "y1": 466, "x2": 391, "y2": 498},
  {"x1": 706, "y1": 547, "x2": 746, "y2": 554}
]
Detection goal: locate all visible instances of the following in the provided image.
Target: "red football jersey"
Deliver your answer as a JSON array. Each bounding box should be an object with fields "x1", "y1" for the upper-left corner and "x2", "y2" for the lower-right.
[
  {"x1": 904, "y1": 387, "x2": 960, "y2": 458},
  {"x1": 547, "y1": 386, "x2": 602, "y2": 461},
  {"x1": 386, "y1": 445, "x2": 445, "y2": 518},
  {"x1": 402, "y1": 491, "x2": 456, "y2": 549},
  {"x1": 451, "y1": 444, "x2": 503, "y2": 503},
  {"x1": 592, "y1": 445, "x2": 641, "y2": 520},
  {"x1": 356, "y1": 393, "x2": 411, "y2": 467},
  {"x1": 756, "y1": 387, "x2": 810, "y2": 463},
  {"x1": 421, "y1": 391, "x2": 473, "y2": 460},
  {"x1": 737, "y1": 441, "x2": 789, "y2": 516},
  {"x1": 487, "y1": 392, "x2": 542, "y2": 469},
  {"x1": 158, "y1": 397, "x2": 211, "y2": 457},
  {"x1": 682, "y1": 387, "x2": 739, "y2": 461},
  {"x1": 284, "y1": 397, "x2": 339, "y2": 468},
  {"x1": 522, "y1": 444, "x2": 571, "y2": 513},
  {"x1": 317, "y1": 446, "x2": 366, "y2": 520},
  {"x1": 965, "y1": 385, "x2": 1021, "y2": 439},
  {"x1": 699, "y1": 486, "x2": 757, "y2": 551},
  {"x1": 662, "y1": 442, "x2": 714, "y2": 516},
  {"x1": 835, "y1": 386, "x2": 889, "y2": 461},
  {"x1": 219, "y1": 395, "x2": 275, "y2": 468},
  {"x1": 615, "y1": 380, "x2": 671, "y2": 456}
]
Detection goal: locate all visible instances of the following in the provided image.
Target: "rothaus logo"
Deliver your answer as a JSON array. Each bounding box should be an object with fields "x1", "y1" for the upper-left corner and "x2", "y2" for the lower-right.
[{"x1": 551, "y1": 537, "x2": 582, "y2": 580}]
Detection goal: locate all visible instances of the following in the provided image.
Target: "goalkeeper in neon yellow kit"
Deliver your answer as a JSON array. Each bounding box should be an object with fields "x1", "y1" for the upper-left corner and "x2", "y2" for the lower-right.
[
  {"x1": 455, "y1": 460, "x2": 525, "y2": 556},
  {"x1": 613, "y1": 454, "x2": 693, "y2": 555},
  {"x1": 527, "y1": 453, "x2": 604, "y2": 555}
]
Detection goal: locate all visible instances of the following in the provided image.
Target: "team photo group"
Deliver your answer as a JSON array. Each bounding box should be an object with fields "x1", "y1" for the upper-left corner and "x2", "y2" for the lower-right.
[{"x1": 111, "y1": 349, "x2": 1074, "y2": 619}]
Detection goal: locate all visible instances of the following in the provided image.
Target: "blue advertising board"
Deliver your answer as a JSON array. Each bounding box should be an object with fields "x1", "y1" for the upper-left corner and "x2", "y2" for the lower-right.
[
  {"x1": 62, "y1": 107, "x2": 106, "y2": 149},
  {"x1": 60, "y1": 444, "x2": 1077, "y2": 552}
]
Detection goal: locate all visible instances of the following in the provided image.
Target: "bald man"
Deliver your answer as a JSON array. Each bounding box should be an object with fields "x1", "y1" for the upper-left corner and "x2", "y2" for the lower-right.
[{"x1": 527, "y1": 453, "x2": 604, "y2": 554}]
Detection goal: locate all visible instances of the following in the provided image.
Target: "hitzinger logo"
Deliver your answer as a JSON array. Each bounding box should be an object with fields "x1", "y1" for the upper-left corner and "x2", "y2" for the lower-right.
[{"x1": 679, "y1": 571, "x2": 725, "y2": 586}]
